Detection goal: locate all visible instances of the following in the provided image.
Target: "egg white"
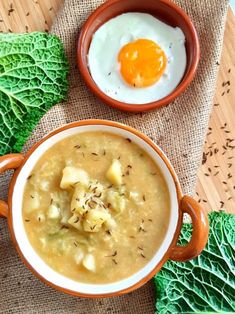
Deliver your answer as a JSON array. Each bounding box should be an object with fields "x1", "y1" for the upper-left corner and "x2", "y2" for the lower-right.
[{"x1": 88, "y1": 12, "x2": 187, "y2": 105}]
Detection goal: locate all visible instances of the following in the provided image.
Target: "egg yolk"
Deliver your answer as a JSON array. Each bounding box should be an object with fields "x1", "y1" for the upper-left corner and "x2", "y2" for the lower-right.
[{"x1": 118, "y1": 39, "x2": 167, "y2": 88}]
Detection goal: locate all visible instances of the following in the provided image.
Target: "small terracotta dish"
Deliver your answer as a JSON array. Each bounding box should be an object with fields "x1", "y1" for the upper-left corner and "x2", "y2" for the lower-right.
[
  {"x1": 0, "y1": 120, "x2": 208, "y2": 298},
  {"x1": 77, "y1": 0, "x2": 200, "y2": 112}
]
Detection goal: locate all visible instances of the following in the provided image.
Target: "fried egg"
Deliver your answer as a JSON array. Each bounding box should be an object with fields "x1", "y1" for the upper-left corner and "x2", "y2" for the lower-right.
[{"x1": 88, "y1": 13, "x2": 187, "y2": 104}]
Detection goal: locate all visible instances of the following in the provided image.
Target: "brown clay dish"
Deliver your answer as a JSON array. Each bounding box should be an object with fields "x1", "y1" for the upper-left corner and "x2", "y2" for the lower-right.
[
  {"x1": 77, "y1": 0, "x2": 200, "y2": 112},
  {"x1": 0, "y1": 120, "x2": 208, "y2": 298}
]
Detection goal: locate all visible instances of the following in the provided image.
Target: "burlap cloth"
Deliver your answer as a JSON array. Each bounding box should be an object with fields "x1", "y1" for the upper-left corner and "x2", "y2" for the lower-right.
[{"x1": 0, "y1": 0, "x2": 229, "y2": 313}]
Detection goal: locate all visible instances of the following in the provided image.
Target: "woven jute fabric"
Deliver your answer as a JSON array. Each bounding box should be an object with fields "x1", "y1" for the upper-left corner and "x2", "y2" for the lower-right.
[{"x1": 0, "y1": 0, "x2": 229, "y2": 313}]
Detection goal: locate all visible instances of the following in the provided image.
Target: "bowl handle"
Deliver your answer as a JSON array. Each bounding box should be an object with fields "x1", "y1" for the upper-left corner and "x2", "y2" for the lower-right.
[
  {"x1": 0, "y1": 154, "x2": 25, "y2": 218},
  {"x1": 170, "y1": 195, "x2": 209, "y2": 262}
]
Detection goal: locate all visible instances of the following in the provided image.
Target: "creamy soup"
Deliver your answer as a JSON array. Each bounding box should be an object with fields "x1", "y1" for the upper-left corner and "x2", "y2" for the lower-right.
[{"x1": 23, "y1": 132, "x2": 170, "y2": 284}]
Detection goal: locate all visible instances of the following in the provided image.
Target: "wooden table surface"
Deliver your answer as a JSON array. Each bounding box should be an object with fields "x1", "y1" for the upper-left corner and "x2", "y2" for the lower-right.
[{"x1": 0, "y1": 0, "x2": 234, "y2": 214}]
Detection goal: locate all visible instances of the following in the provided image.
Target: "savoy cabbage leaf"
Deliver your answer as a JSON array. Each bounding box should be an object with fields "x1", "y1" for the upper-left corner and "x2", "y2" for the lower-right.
[
  {"x1": 0, "y1": 32, "x2": 69, "y2": 155},
  {"x1": 154, "y1": 211, "x2": 235, "y2": 313}
]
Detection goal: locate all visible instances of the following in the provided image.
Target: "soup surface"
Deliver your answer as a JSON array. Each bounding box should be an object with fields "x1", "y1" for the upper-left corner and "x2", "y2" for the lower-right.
[{"x1": 23, "y1": 131, "x2": 170, "y2": 284}]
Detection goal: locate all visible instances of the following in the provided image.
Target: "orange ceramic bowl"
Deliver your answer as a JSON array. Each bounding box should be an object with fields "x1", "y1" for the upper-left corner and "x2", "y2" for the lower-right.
[
  {"x1": 0, "y1": 120, "x2": 208, "y2": 298},
  {"x1": 77, "y1": 0, "x2": 200, "y2": 112}
]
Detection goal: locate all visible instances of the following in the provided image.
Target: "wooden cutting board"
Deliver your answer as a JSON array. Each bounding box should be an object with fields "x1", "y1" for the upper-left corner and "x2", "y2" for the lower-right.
[{"x1": 0, "y1": 0, "x2": 234, "y2": 214}]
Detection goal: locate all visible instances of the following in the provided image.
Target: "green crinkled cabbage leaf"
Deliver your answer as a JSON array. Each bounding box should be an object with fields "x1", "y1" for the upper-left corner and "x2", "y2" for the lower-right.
[
  {"x1": 154, "y1": 211, "x2": 235, "y2": 314},
  {"x1": 0, "y1": 32, "x2": 69, "y2": 155}
]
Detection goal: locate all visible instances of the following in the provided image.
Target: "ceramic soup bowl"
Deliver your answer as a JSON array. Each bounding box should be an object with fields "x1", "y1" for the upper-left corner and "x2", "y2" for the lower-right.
[{"x1": 0, "y1": 120, "x2": 209, "y2": 298}]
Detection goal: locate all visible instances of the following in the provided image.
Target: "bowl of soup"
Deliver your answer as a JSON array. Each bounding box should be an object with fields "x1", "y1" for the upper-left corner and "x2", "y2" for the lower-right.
[{"x1": 0, "y1": 120, "x2": 208, "y2": 297}]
